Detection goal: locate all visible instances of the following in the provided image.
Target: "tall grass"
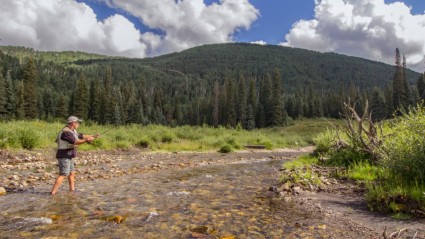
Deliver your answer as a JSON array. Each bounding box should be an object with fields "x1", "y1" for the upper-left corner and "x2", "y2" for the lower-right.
[
  {"x1": 0, "y1": 118, "x2": 336, "y2": 152},
  {"x1": 313, "y1": 105, "x2": 425, "y2": 216}
]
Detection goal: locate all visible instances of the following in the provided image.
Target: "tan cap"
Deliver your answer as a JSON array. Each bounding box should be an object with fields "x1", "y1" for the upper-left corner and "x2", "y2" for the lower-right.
[{"x1": 67, "y1": 116, "x2": 83, "y2": 123}]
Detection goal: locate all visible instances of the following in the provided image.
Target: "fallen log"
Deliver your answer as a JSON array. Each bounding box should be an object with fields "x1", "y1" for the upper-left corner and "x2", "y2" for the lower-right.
[{"x1": 244, "y1": 145, "x2": 266, "y2": 149}]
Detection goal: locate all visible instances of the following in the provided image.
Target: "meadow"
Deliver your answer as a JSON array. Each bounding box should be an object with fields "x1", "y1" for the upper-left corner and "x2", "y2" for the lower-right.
[{"x1": 0, "y1": 118, "x2": 341, "y2": 152}]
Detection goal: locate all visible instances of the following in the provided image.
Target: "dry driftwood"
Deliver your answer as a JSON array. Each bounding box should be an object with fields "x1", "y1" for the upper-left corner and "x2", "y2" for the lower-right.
[{"x1": 336, "y1": 99, "x2": 386, "y2": 163}]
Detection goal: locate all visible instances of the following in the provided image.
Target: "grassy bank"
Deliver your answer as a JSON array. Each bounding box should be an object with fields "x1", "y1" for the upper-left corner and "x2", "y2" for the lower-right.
[
  {"x1": 312, "y1": 105, "x2": 425, "y2": 218},
  {"x1": 0, "y1": 118, "x2": 340, "y2": 152}
]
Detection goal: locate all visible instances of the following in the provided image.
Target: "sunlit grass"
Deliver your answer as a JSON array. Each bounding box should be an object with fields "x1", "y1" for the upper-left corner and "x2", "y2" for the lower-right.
[{"x1": 0, "y1": 118, "x2": 339, "y2": 152}]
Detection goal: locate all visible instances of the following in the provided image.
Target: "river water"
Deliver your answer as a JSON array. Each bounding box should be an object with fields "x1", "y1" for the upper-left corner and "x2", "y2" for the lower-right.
[{"x1": 0, "y1": 151, "x2": 362, "y2": 238}]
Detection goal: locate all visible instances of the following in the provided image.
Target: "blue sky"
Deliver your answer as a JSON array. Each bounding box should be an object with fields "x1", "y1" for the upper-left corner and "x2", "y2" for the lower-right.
[{"x1": 0, "y1": 0, "x2": 425, "y2": 71}]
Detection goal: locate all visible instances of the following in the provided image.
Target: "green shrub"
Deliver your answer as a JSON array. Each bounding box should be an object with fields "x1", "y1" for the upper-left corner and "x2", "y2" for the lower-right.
[
  {"x1": 161, "y1": 133, "x2": 175, "y2": 143},
  {"x1": 313, "y1": 129, "x2": 335, "y2": 155},
  {"x1": 219, "y1": 144, "x2": 232, "y2": 153},
  {"x1": 324, "y1": 148, "x2": 370, "y2": 167},
  {"x1": 18, "y1": 128, "x2": 40, "y2": 149},
  {"x1": 384, "y1": 106, "x2": 425, "y2": 183},
  {"x1": 135, "y1": 138, "x2": 150, "y2": 148}
]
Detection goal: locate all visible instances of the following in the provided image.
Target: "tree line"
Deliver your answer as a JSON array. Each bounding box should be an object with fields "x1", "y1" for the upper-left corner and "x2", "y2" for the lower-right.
[{"x1": 0, "y1": 47, "x2": 424, "y2": 128}]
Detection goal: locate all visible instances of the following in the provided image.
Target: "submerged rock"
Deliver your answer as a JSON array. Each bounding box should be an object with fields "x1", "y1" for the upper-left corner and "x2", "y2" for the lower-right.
[{"x1": 0, "y1": 187, "x2": 6, "y2": 195}]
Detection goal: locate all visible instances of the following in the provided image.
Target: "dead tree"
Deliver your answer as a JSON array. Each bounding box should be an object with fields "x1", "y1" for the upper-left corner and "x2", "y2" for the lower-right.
[{"x1": 337, "y1": 99, "x2": 386, "y2": 163}]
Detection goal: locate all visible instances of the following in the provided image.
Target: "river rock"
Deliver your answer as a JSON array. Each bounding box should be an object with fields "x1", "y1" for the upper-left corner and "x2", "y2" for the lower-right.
[{"x1": 0, "y1": 187, "x2": 6, "y2": 195}]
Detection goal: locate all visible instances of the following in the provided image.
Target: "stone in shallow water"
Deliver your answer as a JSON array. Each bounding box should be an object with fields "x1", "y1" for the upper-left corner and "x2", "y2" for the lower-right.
[{"x1": 0, "y1": 187, "x2": 6, "y2": 195}]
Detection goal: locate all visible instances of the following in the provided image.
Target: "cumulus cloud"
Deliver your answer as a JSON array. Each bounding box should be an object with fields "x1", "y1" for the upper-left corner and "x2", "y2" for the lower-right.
[
  {"x1": 0, "y1": 0, "x2": 259, "y2": 58},
  {"x1": 0, "y1": 0, "x2": 148, "y2": 57},
  {"x1": 281, "y1": 0, "x2": 425, "y2": 72},
  {"x1": 250, "y1": 40, "x2": 267, "y2": 45},
  {"x1": 102, "y1": 0, "x2": 259, "y2": 55}
]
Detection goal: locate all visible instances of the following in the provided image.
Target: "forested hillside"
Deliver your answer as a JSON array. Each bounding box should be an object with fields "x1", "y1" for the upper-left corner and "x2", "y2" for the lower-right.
[{"x1": 0, "y1": 44, "x2": 423, "y2": 128}]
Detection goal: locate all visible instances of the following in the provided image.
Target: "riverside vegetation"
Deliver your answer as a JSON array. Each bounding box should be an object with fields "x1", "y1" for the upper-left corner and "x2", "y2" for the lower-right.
[
  {"x1": 0, "y1": 118, "x2": 339, "y2": 152},
  {"x1": 296, "y1": 103, "x2": 425, "y2": 220}
]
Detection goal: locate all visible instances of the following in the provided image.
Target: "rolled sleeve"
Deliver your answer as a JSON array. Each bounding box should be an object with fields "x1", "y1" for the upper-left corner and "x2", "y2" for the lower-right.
[{"x1": 61, "y1": 131, "x2": 77, "y2": 144}]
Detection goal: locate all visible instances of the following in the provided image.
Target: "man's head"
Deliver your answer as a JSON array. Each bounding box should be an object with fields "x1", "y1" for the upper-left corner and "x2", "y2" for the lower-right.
[{"x1": 67, "y1": 116, "x2": 82, "y2": 128}]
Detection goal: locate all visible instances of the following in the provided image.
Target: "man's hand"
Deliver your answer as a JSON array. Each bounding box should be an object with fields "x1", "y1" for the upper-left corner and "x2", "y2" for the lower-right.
[{"x1": 86, "y1": 136, "x2": 95, "y2": 143}]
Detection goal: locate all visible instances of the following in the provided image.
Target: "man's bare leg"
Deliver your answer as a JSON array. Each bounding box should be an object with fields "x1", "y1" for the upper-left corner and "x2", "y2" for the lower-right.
[
  {"x1": 68, "y1": 171, "x2": 75, "y2": 192},
  {"x1": 51, "y1": 175, "x2": 66, "y2": 195}
]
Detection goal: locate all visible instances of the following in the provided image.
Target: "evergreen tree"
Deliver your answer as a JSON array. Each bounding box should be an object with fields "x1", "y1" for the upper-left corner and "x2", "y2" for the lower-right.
[
  {"x1": 384, "y1": 84, "x2": 394, "y2": 118},
  {"x1": 74, "y1": 73, "x2": 89, "y2": 119},
  {"x1": 23, "y1": 58, "x2": 38, "y2": 118},
  {"x1": 416, "y1": 73, "x2": 425, "y2": 100},
  {"x1": 393, "y1": 48, "x2": 405, "y2": 114},
  {"x1": 89, "y1": 77, "x2": 101, "y2": 122},
  {"x1": 237, "y1": 74, "x2": 247, "y2": 126},
  {"x1": 212, "y1": 81, "x2": 220, "y2": 127},
  {"x1": 219, "y1": 82, "x2": 228, "y2": 126},
  {"x1": 306, "y1": 84, "x2": 315, "y2": 118},
  {"x1": 294, "y1": 89, "x2": 304, "y2": 118},
  {"x1": 247, "y1": 78, "x2": 257, "y2": 116},
  {"x1": 225, "y1": 78, "x2": 237, "y2": 127},
  {"x1": 270, "y1": 69, "x2": 285, "y2": 126},
  {"x1": 259, "y1": 74, "x2": 273, "y2": 126},
  {"x1": 0, "y1": 72, "x2": 6, "y2": 115},
  {"x1": 15, "y1": 80, "x2": 25, "y2": 119},
  {"x1": 370, "y1": 87, "x2": 386, "y2": 122},
  {"x1": 41, "y1": 90, "x2": 53, "y2": 119},
  {"x1": 401, "y1": 54, "x2": 410, "y2": 107},
  {"x1": 102, "y1": 67, "x2": 114, "y2": 124},
  {"x1": 55, "y1": 95, "x2": 68, "y2": 119},
  {"x1": 244, "y1": 104, "x2": 255, "y2": 130},
  {"x1": 5, "y1": 71, "x2": 15, "y2": 116},
  {"x1": 111, "y1": 87, "x2": 124, "y2": 125}
]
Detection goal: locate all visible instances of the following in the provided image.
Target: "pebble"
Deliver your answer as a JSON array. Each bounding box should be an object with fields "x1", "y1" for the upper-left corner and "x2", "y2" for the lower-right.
[{"x1": 0, "y1": 187, "x2": 6, "y2": 195}]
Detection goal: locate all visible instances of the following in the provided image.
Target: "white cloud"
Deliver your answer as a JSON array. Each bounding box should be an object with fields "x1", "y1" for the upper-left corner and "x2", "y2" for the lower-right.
[
  {"x1": 250, "y1": 40, "x2": 267, "y2": 45},
  {"x1": 102, "y1": 0, "x2": 259, "y2": 55},
  {"x1": 0, "y1": 0, "x2": 148, "y2": 57},
  {"x1": 281, "y1": 0, "x2": 425, "y2": 72},
  {"x1": 0, "y1": 0, "x2": 259, "y2": 58}
]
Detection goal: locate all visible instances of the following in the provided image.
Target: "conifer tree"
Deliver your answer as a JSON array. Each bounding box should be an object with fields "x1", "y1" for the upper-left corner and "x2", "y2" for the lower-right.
[
  {"x1": 55, "y1": 95, "x2": 68, "y2": 119},
  {"x1": 294, "y1": 89, "x2": 304, "y2": 118},
  {"x1": 370, "y1": 87, "x2": 386, "y2": 122},
  {"x1": 225, "y1": 78, "x2": 237, "y2": 127},
  {"x1": 23, "y1": 58, "x2": 38, "y2": 118},
  {"x1": 111, "y1": 87, "x2": 124, "y2": 125},
  {"x1": 259, "y1": 74, "x2": 273, "y2": 126},
  {"x1": 15, "y1": 80, "x2": 25, "y2": 119},
  {"x1": 102, "y1": 67, "x2": 114, "y2": 124},
  {"x1": 401, "y1": 54, "x2": 410, "y2": 107},
  {"x1": 41, "y1": 90, "x2": 53, "y2": 119},
  {"x1": 247, "y1": 78, "x2": 257, "y2": 115},
  {"x1": 270, "y1": 69, "x2": 285, "y2": 126},
  {"x1": 0, "y1": 72, "x2": 6, "y2": 116},
  {"x1": 212, "y1": 81, "x2": 220, "y2": 127},
  {"x1": 74, "y1": 73, "x2": 89, "y2": 119},
  {"x1": 237, "y1": 74, "x2": 247, "y2": 126},
  {"x1": 89, "y1": 77, "x2": 101, "y2": 122},
  {"x1": 5, "y1": 71, "x2": 15, "y2": 117},
  {"x1": 219, "y1": 82, "x2": 228, "y2": 126},
  {"x1": 384, "y1": 84, "x2": 394, "y2": 118},
  {"x1": 392, "y1": 48, "x2": 405, "y2": 114},
  {"x1": 416, "y1": 73, "x2": 425, "y2": 100},
  {"x1": 244, "y1": 104, "x2": 255, "y2": 130}
]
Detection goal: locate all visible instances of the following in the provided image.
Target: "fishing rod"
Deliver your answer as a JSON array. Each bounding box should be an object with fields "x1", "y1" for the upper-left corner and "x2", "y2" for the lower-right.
[{"x1": 99, "y1": 127, "x2": 115, "y2": 135}]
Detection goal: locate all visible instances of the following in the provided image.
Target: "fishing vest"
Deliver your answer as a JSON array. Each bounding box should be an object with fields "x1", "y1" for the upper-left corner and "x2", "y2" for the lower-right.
[{"x1": 56, "y1": 126, "x2": 79, "y2": 149}]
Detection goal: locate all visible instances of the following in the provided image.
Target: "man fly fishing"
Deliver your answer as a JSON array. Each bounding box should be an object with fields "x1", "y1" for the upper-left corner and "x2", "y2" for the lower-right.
[{"x1": 50, "y1": 116, "x2": 100, "y2": 195}]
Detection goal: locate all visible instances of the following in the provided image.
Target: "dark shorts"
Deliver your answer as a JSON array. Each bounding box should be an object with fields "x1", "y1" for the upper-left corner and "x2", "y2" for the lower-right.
[{"x1": 57, "y1": 158, "x2": 74, "y2": 176}]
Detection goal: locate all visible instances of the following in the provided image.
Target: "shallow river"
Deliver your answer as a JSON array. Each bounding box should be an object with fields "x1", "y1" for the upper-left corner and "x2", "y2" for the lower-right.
[{"x1": 0, "y1": 151, "x2": 359, "y2": 238}]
